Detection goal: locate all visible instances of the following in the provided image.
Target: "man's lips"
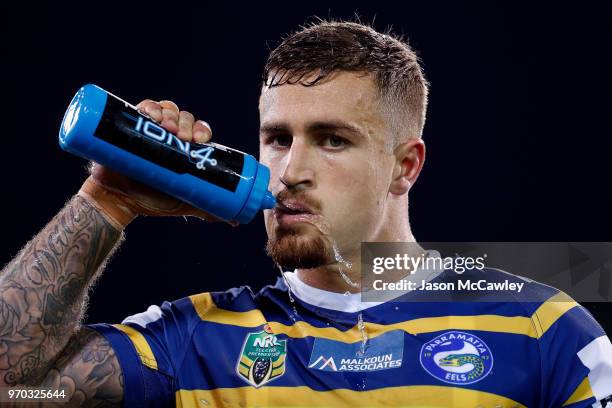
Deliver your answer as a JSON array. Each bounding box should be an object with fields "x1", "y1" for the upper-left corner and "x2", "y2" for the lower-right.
[
  {"x1": 276, "y1": 200, "x2": 315, "y2": 214},
  {"x1": 273, "y1": 200, "x2": 320, "y2": 226}
]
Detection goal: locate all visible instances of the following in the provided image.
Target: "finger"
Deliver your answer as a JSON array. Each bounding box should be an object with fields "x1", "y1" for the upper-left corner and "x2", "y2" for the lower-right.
[
  {"x1": 160, "y1": 107, "x2": 179, "y2": 135},
  {"x1": 136, "y1": 99, "x2": 155, "y2": 111},
  {"x1": 193, "y1": 120, "x2": 212, "y2": 144},
  {"x1": 136, "y1": 99, "x2": 163, "y2": 123},
  {"x1": 159, "y1": 100, "x2": 179, "y2": 113},
  {"x1": 177, "y1": 111, "x2": 195, "y2": 142}
]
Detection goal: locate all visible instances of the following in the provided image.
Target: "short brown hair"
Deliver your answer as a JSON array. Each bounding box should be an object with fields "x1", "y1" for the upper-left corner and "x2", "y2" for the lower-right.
[{"x1": 263, "y1": 19, "x2": 429, "y2": 145}]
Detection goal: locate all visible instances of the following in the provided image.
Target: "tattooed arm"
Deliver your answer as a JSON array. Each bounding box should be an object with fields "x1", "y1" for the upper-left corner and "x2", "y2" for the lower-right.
[{"x1": 0, "y1": 195, "x2": 124, "y2": 390}]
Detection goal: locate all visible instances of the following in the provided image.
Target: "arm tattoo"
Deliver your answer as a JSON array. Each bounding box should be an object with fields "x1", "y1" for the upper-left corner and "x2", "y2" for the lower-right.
[
  {"x1": 5, "y1": 328, "x2": 123, "y2": 408},
  {"x1": 41, "y1": 328, "x2": 123, "y2": 407},
  {"x1": 0, "y1": 195, "x2": 123, "y2": 387}
]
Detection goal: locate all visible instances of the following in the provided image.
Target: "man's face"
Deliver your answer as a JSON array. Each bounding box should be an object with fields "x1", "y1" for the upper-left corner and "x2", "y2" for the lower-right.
[{"x1": 259, "y1": 72, "x2": 396, "y2": 270}]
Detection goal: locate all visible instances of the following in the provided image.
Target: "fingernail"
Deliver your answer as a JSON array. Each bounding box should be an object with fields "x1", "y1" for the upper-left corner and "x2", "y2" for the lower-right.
[{"x1": 198, "y1": 120, "x2": 211, "y2": 132}]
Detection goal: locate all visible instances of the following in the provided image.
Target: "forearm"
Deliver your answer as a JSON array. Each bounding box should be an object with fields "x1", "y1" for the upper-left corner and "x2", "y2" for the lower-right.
[{"x1": 0, "y1": 195, "x2": 123, "y2": 386}]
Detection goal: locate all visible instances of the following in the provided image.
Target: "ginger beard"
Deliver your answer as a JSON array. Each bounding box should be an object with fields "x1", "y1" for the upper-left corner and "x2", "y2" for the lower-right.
[{"x1": 265, "y1": 193, "x2": 335, "y2": 270}]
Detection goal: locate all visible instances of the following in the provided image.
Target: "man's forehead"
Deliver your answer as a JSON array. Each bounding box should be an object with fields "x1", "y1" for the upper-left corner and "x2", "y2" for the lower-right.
[{"x1": 259, "y1": 72, "x2": 382, "y2": 127}]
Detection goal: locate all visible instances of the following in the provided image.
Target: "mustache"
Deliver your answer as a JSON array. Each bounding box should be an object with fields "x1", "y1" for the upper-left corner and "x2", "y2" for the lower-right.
[{"x1": 274, "y1": 189, "x2": 322, "y2": 213}]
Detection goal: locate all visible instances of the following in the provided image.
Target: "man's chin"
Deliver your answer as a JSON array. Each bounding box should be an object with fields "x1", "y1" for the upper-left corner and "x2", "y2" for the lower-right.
[{"x1": 266, "y1": 226, "x2": 334, "y2": 270}]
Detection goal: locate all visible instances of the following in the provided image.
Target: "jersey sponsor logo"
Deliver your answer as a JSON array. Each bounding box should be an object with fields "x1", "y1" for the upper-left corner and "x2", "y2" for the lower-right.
[
  {"x1": 309, "y1": 356, "x2": 339, "y2": 371},
  {"x1": 308, "y1": 330, "x2": 404, "y2": 372},
  {"x1": 236, "y1": 327, "x2": 287, "y2": 388},
  {"x1": 420, "y1": 331, "x2": 493, "y2": 385}
]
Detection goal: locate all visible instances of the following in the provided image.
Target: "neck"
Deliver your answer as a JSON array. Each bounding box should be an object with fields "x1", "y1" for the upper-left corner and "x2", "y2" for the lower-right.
[{"x1": 296, "y1": 197, "x2": 420, "y2": 294}]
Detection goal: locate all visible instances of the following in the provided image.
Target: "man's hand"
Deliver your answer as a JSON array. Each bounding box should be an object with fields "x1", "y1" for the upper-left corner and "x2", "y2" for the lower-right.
[{"x1": 79, "y1": 99, "x2": 231, "y2": 229}]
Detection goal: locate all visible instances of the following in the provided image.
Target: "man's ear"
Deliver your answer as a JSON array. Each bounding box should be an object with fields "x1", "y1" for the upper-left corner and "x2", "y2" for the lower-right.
[{"x1": 389, "y1": 138, "x2": 426, "y2": 195}]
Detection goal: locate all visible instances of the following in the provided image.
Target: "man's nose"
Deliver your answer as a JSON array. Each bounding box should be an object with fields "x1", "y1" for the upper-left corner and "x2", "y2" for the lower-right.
[{"x1": 279, "y1": 138, "x2": 315, "y2": 189}]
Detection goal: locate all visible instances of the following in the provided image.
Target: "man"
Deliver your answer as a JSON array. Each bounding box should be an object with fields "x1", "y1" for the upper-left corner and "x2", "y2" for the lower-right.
[{"x1": 1, "y1": 20, "x2": 611, "y2": 407}]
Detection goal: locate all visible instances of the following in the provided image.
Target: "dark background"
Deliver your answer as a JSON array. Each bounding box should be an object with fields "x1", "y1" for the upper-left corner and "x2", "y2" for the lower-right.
[{"x1": 1, "y1": 2, "x2": 611, "y2": 331}]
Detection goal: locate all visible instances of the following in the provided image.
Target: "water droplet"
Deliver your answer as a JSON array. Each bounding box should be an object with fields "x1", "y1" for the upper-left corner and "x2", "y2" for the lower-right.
[
  {"x1": 394, "y1": 306, "x2": 399, "y2": 311},
  {"x1": 356, "y1": 312, "x2": 369, "y2": 356},
  {"x1": 277, "y1": 264, "x2": 300, "y2": 322},
  {"x1": 338, "y1": 268, "x2": 360, "y2": 288},
  {"x1": 343, "y1": 291, "x2": 351, "y2": 296},
  {"x1": 333, "y1": 242, "x2": 353, "y2": 268},
  {"x1": 333, "y1": 242, "x2": 360, "y2": 288}
]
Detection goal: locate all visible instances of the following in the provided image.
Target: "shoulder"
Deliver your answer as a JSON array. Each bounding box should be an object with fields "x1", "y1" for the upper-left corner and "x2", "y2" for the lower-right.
[
  {"x1": 477, "y1": 267, "x2": 607, "y2": 340},
  {"x1": 438, "y1": 266, "x2": 606, "y2": 336},
  {"x1": 121, "y1": 280, "x2": 289, "y2": 331},
  {"x1": 121, "y1": 285, "x2": 259, "y2": 327}
]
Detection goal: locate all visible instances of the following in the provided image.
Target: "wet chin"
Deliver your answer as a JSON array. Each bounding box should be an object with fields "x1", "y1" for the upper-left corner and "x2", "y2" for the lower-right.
[{"x1": 266, "y1": 226, "x2": 333, "y2": 270}]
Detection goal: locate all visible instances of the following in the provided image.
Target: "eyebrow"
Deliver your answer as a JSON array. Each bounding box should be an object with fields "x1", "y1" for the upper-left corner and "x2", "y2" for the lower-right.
[{"x1": 260, "y1": 120, "x2": 366, "y2": 139}]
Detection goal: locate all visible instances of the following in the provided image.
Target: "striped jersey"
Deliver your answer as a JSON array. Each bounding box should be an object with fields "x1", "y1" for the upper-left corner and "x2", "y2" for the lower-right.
[{"x1": 88, "y1": 267, "x2": 612, "y2": 407}]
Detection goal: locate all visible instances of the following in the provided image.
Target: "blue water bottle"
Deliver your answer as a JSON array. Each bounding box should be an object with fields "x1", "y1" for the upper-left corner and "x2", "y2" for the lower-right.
[{"x1": 59, "y1": 84, "x2": 276, "y2": 223}]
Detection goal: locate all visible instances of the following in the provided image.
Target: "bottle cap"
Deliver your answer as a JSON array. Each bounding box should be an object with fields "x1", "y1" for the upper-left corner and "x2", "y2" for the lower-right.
[
  {"x1": 59, "y1": 84, "x2": 108, "y2": 154},
  {"x1": 234, "y1": 163, "x2": 275, "y2": 223}
]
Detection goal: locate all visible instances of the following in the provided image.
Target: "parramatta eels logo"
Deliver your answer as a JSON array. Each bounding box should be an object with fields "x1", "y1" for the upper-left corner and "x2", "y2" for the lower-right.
[
  {"x1": 236, "y1": 326, "x2": 287, "y2": 388},
  {"x1": 419, "y1": 331, "x2": 493, "y2": 385}
]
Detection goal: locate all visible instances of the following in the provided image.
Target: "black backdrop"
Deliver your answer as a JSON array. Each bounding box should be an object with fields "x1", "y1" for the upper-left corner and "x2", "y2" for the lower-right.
[{"x1": 1, "y1": 1, "x2": 611, "y2": 332}]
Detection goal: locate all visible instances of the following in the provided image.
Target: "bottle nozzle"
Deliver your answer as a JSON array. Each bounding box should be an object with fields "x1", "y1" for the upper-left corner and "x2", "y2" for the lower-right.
[{"x1": 262, "y1": 191, "x2": 276, "y2": 209}]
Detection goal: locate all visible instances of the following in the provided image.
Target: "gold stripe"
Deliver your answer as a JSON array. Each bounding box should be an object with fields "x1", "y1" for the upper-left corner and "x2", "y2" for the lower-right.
[
  {"x1": 238, "y1": 365, "x2": 249, "y2": 377},
  {"x1": 189, "y1": 293, "x2": 215, "y2": 320},
  {"x1": 269, "y1": 315, "x2": 538, "y2": 341},
  {"x1": 113, "y1": 324, "x2": 158, "y2": 370},
  {"x1": 240, "y1": 356, "x2": 253, "y2": 366},
  {"x1": 190, "y1": 291, "x2": 579, "y2": 341},
  {"x1": 190, "y1": 292, "x2": 267, "y2": 327},
  {"x1": 562, "y1": 377, "x2": 594, "y2": 406},
  {"x1": 190, "y1": 292, "x2": 539, "y2": 339},
  {"x1": 175, "y1": 386, "x2": 526, "y2": 407},
  {"x1": 532, "y1": 292, "x2": 579, "y2": 338},
  {"x1": 272, "y1": 356, "x2": 285, "y2": 369}
]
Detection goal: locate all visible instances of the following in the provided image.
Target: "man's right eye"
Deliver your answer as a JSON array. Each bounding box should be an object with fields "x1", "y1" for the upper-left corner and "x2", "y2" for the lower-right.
[{"x1": 269, "y1": 135, "x2": 292, "y2": 147}]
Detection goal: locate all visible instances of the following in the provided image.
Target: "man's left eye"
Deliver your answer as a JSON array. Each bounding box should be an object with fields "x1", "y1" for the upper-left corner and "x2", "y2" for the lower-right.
[{"x1": 322, "y1": 135, "x2": 348, "y2": 148}]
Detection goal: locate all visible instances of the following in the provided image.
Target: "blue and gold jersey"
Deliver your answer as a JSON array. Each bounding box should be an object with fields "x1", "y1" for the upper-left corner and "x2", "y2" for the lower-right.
[{"x1": 88, "y1": 268, "x2": 612, "y2": 407}]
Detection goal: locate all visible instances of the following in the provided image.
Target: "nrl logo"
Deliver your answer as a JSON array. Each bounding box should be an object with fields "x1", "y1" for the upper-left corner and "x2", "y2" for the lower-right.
[{"x1": 236, "y1": 326, "x2": 287, "y2": 388}]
